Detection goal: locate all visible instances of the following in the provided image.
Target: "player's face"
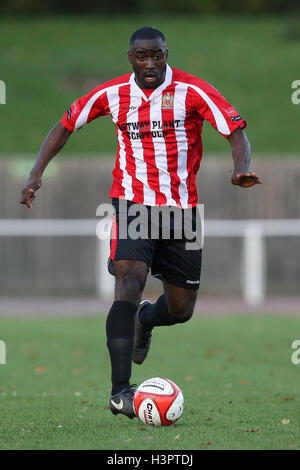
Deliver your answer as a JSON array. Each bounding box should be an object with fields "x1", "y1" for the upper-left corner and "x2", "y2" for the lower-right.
[{"x1": 128, "y1": 38, "x2": 168, "y2": 89}]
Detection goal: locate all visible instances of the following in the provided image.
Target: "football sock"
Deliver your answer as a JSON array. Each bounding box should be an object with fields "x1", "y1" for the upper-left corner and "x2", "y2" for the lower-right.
[
  {"x1": 139, "y1": 294, "x2": 177, "y2": 328},
  {"x1": 106, "y1": 300, "x2": 137, "y2": 396}
]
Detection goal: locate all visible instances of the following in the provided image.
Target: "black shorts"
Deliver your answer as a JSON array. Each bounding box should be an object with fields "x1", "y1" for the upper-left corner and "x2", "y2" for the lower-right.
[{"x1": 108, "y1": 198, "x2": 202, "y2": 291}]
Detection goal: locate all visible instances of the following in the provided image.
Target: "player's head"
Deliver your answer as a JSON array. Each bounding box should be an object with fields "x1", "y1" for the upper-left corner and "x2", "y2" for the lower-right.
[
  {"x1": 129, "y1": 26, "x2": 167, "y2": 47},
  {"x1": 128, "y1": 26, "x2": 168, "y2": 89}
]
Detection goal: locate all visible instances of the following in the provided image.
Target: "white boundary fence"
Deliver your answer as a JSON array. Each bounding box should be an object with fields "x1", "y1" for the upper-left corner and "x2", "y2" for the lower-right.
[{"x1": 1, "y1": 218, "x2": 300, "y2": 305}]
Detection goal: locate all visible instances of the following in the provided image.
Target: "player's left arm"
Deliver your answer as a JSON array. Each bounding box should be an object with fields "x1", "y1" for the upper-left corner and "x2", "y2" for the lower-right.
[
  {"x1": 228, "y1": 127, "x2": 263, "y2": 188},
  {"x1": 186, "y1": 78, "x2": 263, "y2": 188}
]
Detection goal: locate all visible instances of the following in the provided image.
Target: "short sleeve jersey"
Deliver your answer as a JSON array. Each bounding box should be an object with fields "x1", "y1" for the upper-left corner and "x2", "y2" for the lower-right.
[{"x1": 61, "y1": 65, "x2": 246, "y2": 208}]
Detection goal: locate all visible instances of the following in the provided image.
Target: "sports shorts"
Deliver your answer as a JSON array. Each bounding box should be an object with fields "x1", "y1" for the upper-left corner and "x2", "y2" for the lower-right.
[{"x1": 107, "y1": 198, "x2": 202, "y2": 291}]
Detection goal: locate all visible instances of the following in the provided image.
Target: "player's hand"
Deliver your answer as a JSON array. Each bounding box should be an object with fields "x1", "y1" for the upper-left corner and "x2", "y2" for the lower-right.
[
  {"x1": 231, "y1": 172, "x2": 263, "y2": 188},
  {"x1": 20, "y1": 175, "x2": 42, "y2": 209}
]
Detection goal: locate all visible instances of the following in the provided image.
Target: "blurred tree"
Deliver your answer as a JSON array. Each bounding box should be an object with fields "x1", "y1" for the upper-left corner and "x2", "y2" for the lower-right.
[
  {"x1": 0, "y1": 0, "x2": 298, "y2": 14},
  {"x1": 143, "y1": 0, "x2": 297, "y2": 14},
  {"x1": 0, "y1": 0, "x2": 137, "y2": 14}
]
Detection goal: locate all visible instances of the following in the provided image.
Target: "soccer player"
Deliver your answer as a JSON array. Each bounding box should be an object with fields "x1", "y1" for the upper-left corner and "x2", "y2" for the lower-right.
[{"x1": 20, "y1": 26, "x2": 262, "y2": 420}]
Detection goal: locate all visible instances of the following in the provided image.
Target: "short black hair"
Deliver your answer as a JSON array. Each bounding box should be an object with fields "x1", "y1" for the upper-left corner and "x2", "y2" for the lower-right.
[{"x1": 129, "y1": 26, "x2": 166, "y2": 46}]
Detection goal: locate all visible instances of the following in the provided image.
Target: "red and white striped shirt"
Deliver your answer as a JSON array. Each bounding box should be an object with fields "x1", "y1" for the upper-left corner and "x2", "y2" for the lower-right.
[{"x1": 61, "y1": 65, "x2": 246, "y2": 208}]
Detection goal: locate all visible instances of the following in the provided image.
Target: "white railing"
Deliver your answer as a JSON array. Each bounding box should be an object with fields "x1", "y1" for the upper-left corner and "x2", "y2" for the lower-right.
[{"x1": 1, "y1": 218, "x2": 300, "y2": 305}]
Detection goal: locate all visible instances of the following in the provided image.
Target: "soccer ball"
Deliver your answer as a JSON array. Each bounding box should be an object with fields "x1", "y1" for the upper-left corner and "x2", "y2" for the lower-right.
[{"x1": 133, "y1": 377, "x2": 184, "y2": 426}]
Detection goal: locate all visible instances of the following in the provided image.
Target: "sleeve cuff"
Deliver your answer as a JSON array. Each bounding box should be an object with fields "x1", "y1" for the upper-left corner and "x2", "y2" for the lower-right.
[{"x1": 61, "y1": 118, "x2": 75, "y2": 132}]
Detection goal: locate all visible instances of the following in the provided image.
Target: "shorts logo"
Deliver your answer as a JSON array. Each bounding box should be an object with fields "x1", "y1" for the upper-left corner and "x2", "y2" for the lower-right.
[
  {"x1": 161, "y1": 92, "x2": 174, "y2": 110},
  {"x1": 186, "y1": 279, "x2": 200, "y2": 284}
]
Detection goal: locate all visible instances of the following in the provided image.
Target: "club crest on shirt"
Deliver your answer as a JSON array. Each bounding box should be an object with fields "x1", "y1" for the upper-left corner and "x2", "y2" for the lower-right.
[{"x1": 161, "y1": 92, "x2": 174, "y2": 110}]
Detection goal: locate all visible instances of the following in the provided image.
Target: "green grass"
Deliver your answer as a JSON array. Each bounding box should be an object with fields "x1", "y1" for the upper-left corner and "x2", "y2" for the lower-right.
[
  {"x1": 0, "y1": 315, "x2": 299, "y2": 450},
  {"x1": 1, "y1": 14, "x2": 299, "y2": 156}
]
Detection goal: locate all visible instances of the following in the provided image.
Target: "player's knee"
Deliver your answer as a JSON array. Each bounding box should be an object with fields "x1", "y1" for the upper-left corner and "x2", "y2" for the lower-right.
[
  {"x1": 167, "y1": 292, "x2": 196, "y2": 323},
  {"x1": 168, "y1": 304, "x2": 194, "y2": 323},
  {"x1": 114, "y1": 260, "x2": 148, "y2": 305},
  {"x1": 115, "y1": 275, "x2": 144, "y2": 304}
]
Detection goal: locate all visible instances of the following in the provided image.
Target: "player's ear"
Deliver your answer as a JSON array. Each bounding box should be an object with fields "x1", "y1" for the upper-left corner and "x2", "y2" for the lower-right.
[{"x1": 127, "y1": 50, "x2": 133, "y2": 64}]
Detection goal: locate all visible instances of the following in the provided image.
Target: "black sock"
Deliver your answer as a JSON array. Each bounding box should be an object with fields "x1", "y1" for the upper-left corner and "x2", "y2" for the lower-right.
[
  {"x1": 106, "y1": 300, "x2": 137, "y2": 395},
  {"x1": 139, "y1": 295, "x2": 177, "y2": 328}
]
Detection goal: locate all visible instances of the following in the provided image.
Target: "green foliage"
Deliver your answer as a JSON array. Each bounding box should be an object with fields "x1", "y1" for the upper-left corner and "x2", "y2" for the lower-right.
[{"x1": 0, "y1": 0, "x2": 298, "y2": 15}]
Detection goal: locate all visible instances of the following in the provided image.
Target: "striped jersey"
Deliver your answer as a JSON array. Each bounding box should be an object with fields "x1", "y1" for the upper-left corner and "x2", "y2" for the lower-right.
[{"x1": 61, "y1": 64, "x2": 246, "y2": 208}]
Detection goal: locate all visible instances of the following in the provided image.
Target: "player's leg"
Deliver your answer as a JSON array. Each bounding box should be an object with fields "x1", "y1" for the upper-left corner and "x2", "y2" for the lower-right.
[
  {"x1": 107, "y1": 198, "x2": 157, "y2": 417},
  {"x1": 132, "y1": 215, "x2": 202, "y2": 364},
  {"x1": 107, "y1": 259, "x2": 148, "y2": 418},
  {"x1": 138, "y1": 282, "x2": 197, "y2": 328},
  {"x1": 132, "y1": 282, "x2": 197, "y2": 365},
  {"x1": 107, "y1": 259, "x2": 147, "y2": 393}
]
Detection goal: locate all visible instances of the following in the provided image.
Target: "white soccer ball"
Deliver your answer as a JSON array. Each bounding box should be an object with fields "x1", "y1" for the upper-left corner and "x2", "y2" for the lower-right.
[{"x1": 133, "y1": 377, "x2": 184, "y2": 426}]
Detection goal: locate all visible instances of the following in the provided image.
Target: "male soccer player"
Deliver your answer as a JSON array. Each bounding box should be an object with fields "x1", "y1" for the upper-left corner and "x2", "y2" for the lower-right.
[{"x1": 20, "y1": 26, "x2": 262, "y2": 420}]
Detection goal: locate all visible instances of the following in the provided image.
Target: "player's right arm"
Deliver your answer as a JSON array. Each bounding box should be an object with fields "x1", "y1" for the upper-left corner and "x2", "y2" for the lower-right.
[
  {"x1": 20, "y1": 74, "x2": 129, "y2": 209},
  {"x1": 20, "y1": 121, "x2": 72, "y2": 209},
  {"x1": 20, "y1": 80, "x2": 114, "y2": 209}
]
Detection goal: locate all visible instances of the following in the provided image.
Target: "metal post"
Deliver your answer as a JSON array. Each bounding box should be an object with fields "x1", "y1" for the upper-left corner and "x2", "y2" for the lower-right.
[
  {"x1": 0, "y1": 340, "x2": 6, "y2": 365},
  {"x1": 242, "y1": 223, "x2": 266, "y2": 306},
  {"x1": 95, "y1": 218, "x2": 115, "y2": 300},
  {"x1": 95, "y1": 237, "x2": 115, "y2": 300}
]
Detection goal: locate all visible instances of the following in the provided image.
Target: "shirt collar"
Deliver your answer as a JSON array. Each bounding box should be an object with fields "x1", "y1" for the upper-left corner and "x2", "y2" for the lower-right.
[{"x1": 129, "y1": 64, "x2": 173, "y2": 101}]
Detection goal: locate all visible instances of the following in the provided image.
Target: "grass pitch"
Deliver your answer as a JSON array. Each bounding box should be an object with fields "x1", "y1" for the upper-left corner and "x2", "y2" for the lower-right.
[{"x1": 0, "y1": 315, "x2": 299, "y2": 450}]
